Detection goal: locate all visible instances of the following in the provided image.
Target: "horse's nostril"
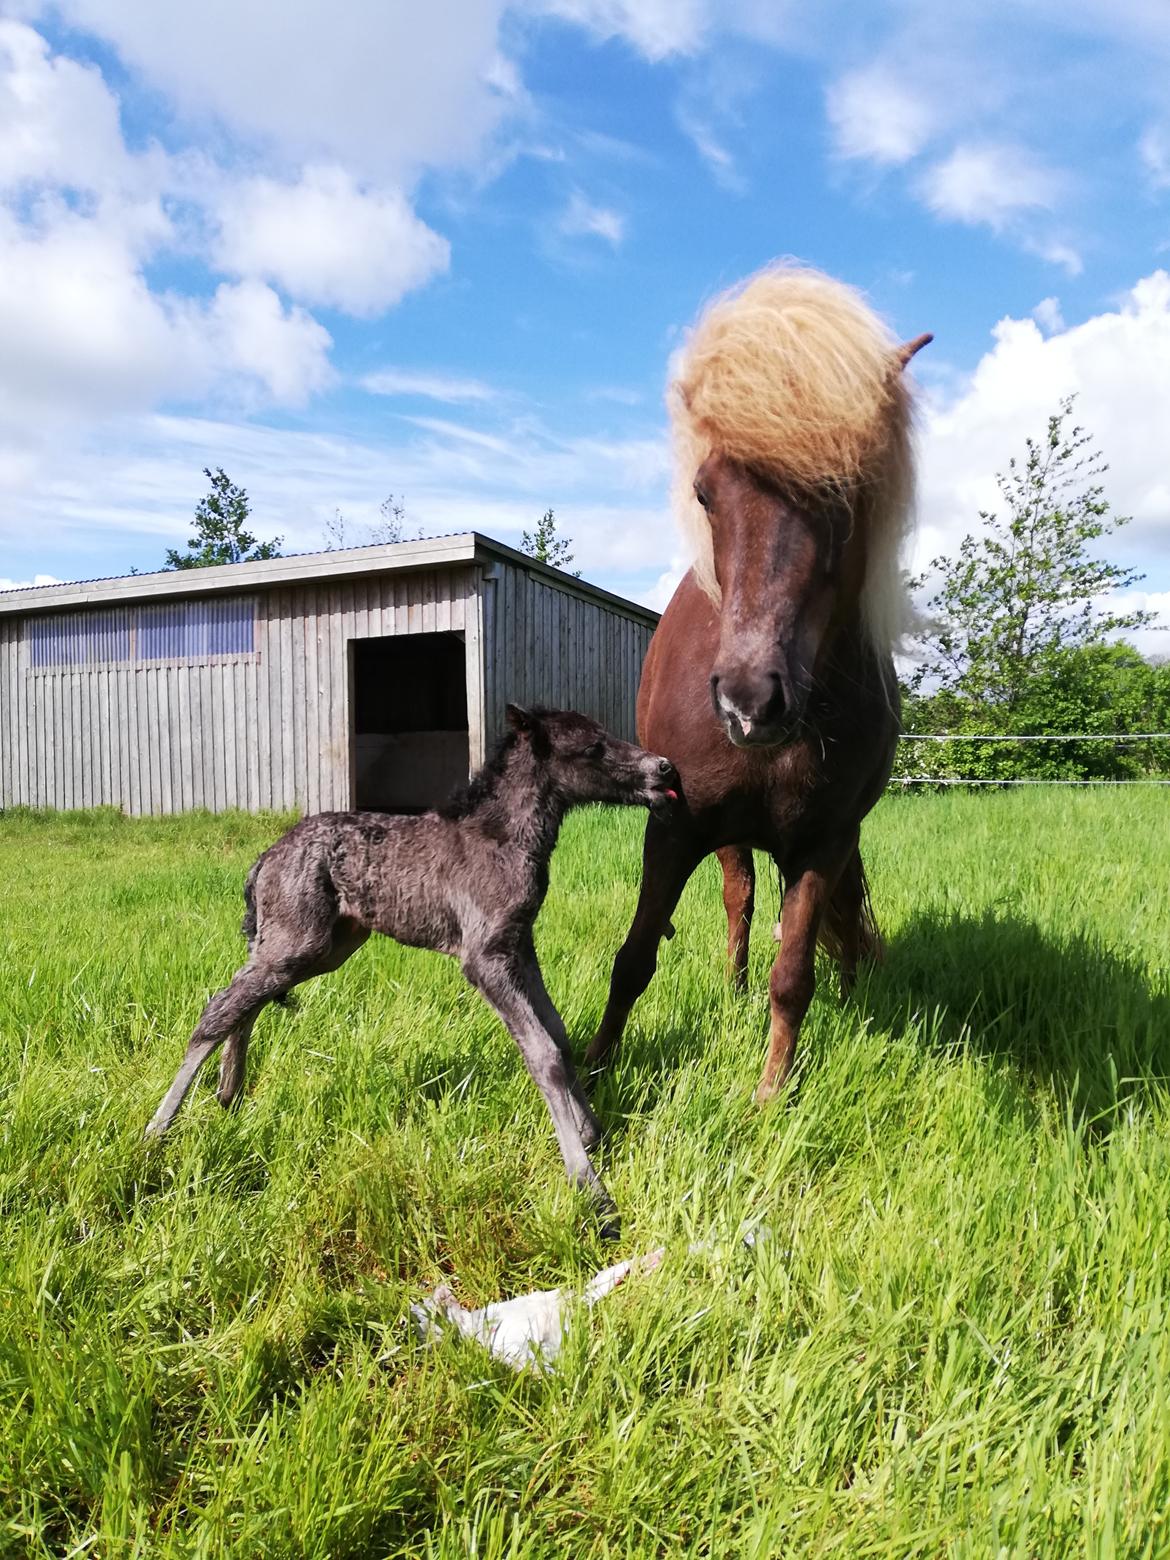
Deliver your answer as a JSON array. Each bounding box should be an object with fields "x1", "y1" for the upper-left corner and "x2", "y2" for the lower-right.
[{"x1": 657, "y1": 757, "x2": 674, "y2": 776}]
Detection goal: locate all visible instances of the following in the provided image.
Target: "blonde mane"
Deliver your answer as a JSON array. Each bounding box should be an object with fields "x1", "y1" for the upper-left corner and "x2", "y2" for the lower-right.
[{"x1": 670, "y1": 262, "x2": 919, "y2": 653}]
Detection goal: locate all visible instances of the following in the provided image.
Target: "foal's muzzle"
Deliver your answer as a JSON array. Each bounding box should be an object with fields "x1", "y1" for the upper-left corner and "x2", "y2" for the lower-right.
[{"x1": 643, "y1": 755, "x2": 681, "y2": 813}]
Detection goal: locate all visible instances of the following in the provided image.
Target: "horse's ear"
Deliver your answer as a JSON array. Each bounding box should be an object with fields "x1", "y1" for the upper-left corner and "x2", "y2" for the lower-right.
[
  {"x1": 506, "y1": 703, "x2": 534, "y2": 732},
  {"x1": 896, "y1": 333, "x2": 933, "y2": 369}
]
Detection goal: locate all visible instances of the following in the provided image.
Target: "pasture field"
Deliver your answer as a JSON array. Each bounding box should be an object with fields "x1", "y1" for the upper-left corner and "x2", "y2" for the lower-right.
[{"x1": 2, "y1": 791, "x2": 1170, "y2": 1558}]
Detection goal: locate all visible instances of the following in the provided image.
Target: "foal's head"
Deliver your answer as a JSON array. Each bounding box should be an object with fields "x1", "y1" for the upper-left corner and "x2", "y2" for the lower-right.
[{"x1": 507, "y1": 706, "x2": 679, "y2": 814}]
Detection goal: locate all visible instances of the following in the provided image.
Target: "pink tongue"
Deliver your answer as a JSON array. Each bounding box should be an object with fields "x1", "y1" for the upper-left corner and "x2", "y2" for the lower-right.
[{"x1": 664, "y1": 788, "x2": 679, "y2": 801}]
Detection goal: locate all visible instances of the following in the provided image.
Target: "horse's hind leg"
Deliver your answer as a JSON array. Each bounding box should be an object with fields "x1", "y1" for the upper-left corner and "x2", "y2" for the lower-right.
[
  {"x1": 821, "y1": 843, "x2": 881, "y2": 1000},
  {"x1": 586, "y1": 818, "x2": 700, "y2": 1067},
  {"x1": 717, "y1": 845, "x2": 755, "y2": 993}
]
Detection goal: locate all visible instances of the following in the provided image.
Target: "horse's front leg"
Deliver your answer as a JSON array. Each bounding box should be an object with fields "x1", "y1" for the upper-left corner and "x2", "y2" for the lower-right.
[
  {"x1": 756, "y1": 848, "x2": 849, "y2": 1104},
  {"x1": 586, "y1": 816, "x2": 701, "y2": 1067}
]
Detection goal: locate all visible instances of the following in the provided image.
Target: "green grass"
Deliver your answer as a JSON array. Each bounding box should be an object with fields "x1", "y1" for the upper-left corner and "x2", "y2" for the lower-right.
[{"x1": 2, "y1": 791, "x2": 1170, "y2": 1557}]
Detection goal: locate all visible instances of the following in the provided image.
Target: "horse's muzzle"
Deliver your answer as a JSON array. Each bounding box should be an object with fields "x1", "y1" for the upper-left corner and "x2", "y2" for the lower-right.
[{"x1": 711, "y1": 674, "x2": 795, "y2": 749}]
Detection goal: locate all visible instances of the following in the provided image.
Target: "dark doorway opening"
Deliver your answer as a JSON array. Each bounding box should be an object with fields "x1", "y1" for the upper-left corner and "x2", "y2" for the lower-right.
[{"x1": 351, "y1": 632, "x2": 469, "y2": 811}]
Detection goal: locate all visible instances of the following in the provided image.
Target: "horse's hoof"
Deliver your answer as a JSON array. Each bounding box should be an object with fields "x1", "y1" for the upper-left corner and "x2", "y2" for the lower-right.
[{"x1": 755, "y1": 1072, "x2": 788, "y2": 1106}]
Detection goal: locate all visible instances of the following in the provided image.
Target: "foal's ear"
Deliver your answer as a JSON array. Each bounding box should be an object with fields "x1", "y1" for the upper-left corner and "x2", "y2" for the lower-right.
[{"x1": 506, "y1": 703, "x2": 535, "y2": 732}]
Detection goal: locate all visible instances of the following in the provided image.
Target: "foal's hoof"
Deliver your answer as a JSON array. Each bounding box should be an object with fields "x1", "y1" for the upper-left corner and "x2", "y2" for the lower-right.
[
  {"x1": 584, "y1": 1034, "x2": 614, "y2": 1068},
  {"x1": 595, "y1": 1203, "x2": 622, "y2": 1243},
  {"x1": 580, "y1": 1115, "x2": 603, "y2": 1152},
  {"x1": 588, "y1": 1185, "x2": 621, "y2": 1243}
]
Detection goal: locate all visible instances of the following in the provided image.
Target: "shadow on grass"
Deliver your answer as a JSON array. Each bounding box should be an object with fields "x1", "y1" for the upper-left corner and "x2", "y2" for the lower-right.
[
  {"x1": 861, "y1": 910, "x2": 1170, "y2": 1126},
  {"x1": 570, "y1": 909, "x2": 1170, "y2": 1136}
]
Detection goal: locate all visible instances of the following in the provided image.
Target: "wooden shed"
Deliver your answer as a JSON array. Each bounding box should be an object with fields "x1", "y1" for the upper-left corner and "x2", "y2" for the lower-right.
[{"x1": 0, "y1": 533, "x2": 659, "y2": 816}]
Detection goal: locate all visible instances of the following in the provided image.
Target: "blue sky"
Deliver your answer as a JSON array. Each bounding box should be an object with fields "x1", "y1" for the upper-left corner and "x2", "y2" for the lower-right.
[{"x1": 1, "y1": 0, "x2": 1169, "y2": 646}]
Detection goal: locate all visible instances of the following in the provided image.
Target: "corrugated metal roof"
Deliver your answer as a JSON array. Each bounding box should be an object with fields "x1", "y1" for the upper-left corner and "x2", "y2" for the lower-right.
[{"x1": 0, "y1": 532, "x2": 660, "y2": 626}]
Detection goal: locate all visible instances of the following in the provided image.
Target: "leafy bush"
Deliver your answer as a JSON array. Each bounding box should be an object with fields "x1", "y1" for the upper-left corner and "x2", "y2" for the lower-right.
[{"x1": 894, "y1": 644, "x2": 1170, "y2": 783}]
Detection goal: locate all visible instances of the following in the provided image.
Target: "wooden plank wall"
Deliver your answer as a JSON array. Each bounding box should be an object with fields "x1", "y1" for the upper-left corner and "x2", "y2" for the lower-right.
[
  {"x1": 482, "y1": 562, "x2": 656, "y2": 751},
  {"x1": 0, "y1": 567, "x2": 479, "y2": 815}
]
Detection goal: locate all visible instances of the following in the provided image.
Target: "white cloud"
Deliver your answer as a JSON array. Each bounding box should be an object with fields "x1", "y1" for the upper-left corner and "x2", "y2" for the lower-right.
[
  {"x1": 214, "y1": 165, "x2": 450, "y2": 316},
  {"x1": 558, "y1": 189, "x2": 625, "y2": 245},
  {"x1": 360, "y1": 369, "x2": 499, "y2": 403},
  {"x1": 1026, "y1": 237, "x2": 1083, "y2": 277},
  {"x1": 50, "y1": 0, "x2": 515, "y2": 182},
  {"x1": 676, "y1": 106, "x2": 746, "y2": 192},
  {"x1": 914, "y1": 271, "x2": 1170, "y2": 592},
  {"x1": 0, "y1": 573, "x2": 60, "y2": 591},
  {"x1": 0, "y1": 408, "x2": 676, "y2": 591},
  {"x1": 205, "y1": 281, "x2": 334, "y2": 405},
  {"x1": 1032, "y1": 296, "x2": 1065, "y2": 334},
  {"x1": 1140, "y1": 125, "x2": 1170, "y2": 190},
  {"x1": 826, "y1": 67, "x2": 933, "y2": 166},
  {"x1": 0, "y1": 19, "x2": 135, "y2": 194},
  {"x1": 1110, "y1": 589, "x2": 1170, "y2": 656},
  {"x1": 586, "y1": 385, "x2": 644, "y2": 405},
  {"x1": 0, "y1": 203, "x2": 334, "y2": 474},
  {"x1": 536, "y1": 0, "x2": 707, "y2": 59},
  {"x1": 0, "y1": 203, "x2": 188, "y2": 427},
  {"x1": 920, "y1": 142, "x2": 1062, "y2": 229}
]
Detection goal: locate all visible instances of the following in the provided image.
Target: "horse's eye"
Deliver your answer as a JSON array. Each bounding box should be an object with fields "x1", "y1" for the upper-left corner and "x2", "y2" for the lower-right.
[
  {"x1": 585, "y1": 740, "x2": 604, "y2": 759},
  {"x1": 694, "y1": 486, "x2": 710, "y2": 509}
]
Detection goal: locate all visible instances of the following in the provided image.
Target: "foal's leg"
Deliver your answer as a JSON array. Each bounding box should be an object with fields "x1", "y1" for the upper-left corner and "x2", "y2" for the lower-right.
[
  {"x1": 463, "y1": 950, "x2": 614, "y2": 1217},
  {"x1": 519, "y1": 932, "x2": 603, "y2": 1150},
  {"x1": 146, "y1": 956, "x2": 312, "y2": 1137},
  {"x1": 215, "y1": 1013, "x2": 257, "y2": 1109},
  {"x1": 756, "y1": 849, "x2": 850, "y2": 1104},
  {"x1": 215, "y1": 920, "x2": 371, "y2": 1110},
  {"x1": 586, "y1": 818, "x2": 701, "y2": 1067},
  {"x1": 717, "y1": 845, "x2": 755, "y2": 993}
]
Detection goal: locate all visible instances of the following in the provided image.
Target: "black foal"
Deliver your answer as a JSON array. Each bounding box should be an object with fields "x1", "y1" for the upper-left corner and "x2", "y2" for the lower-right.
[{"x1": 145, "y1": 706, "x2": 678, "y2": 1217}]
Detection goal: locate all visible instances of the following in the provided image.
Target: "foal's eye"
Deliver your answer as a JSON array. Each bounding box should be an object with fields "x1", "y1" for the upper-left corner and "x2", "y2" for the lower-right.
[
  {"x1": 585, "y1": 740, "x2": 605, "y2": 760},
  {"x1": 694, "y1": 485, "x2": 710, "y2": 510}
]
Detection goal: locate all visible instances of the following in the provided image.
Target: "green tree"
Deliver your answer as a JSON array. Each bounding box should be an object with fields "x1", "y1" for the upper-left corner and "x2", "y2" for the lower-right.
[
  {"x1": 908, "y1": 397, "x2": 1152, "y2": 707},
  {"x1": 165, "y1": 468, "x2": 282, "y2": 570},
  {"x1": 322, "y1": 495, "x2": 420, "y2": 551},
  {"x1": 520, "y1": 508, "x2": 579, "y2": 575},
  {"x1": 898, "y1": 398, "x2": 1166, "y2": 783}
]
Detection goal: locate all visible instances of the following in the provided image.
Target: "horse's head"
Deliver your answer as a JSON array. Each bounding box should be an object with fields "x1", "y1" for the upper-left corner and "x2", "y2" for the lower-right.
[
  {"x1": 696, "y1": 331, "x2": 932, "y2": 750},
  {"x1": 701, "y1": 455, "x2": 855, "y2": 748}
]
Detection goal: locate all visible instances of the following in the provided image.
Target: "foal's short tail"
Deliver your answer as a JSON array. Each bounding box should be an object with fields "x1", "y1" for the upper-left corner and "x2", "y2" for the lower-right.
[
  {"x1": 241, "y1": 860, "x2": 261, "y2": 949},
  {"x1": 818, "y1": 858, "x2": 885, "y2": 966}
]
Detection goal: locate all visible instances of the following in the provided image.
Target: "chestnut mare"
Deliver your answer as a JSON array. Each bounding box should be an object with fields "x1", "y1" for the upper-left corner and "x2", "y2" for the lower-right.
[{"x1": 586, "y1": 264, "x2": 930, "y2": 1100}]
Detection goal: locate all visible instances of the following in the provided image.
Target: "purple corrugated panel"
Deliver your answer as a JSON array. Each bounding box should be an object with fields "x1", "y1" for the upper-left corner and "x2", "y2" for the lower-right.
[
  {"x1": 28, "y1": 609, "x2": 131, "y2": 668},
  {"x1": 25, "y1": 598, "x2": 255, "y2": 667},
  {"x1": 137, "y1": 596, "x2": 254, "y2": 660}
]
